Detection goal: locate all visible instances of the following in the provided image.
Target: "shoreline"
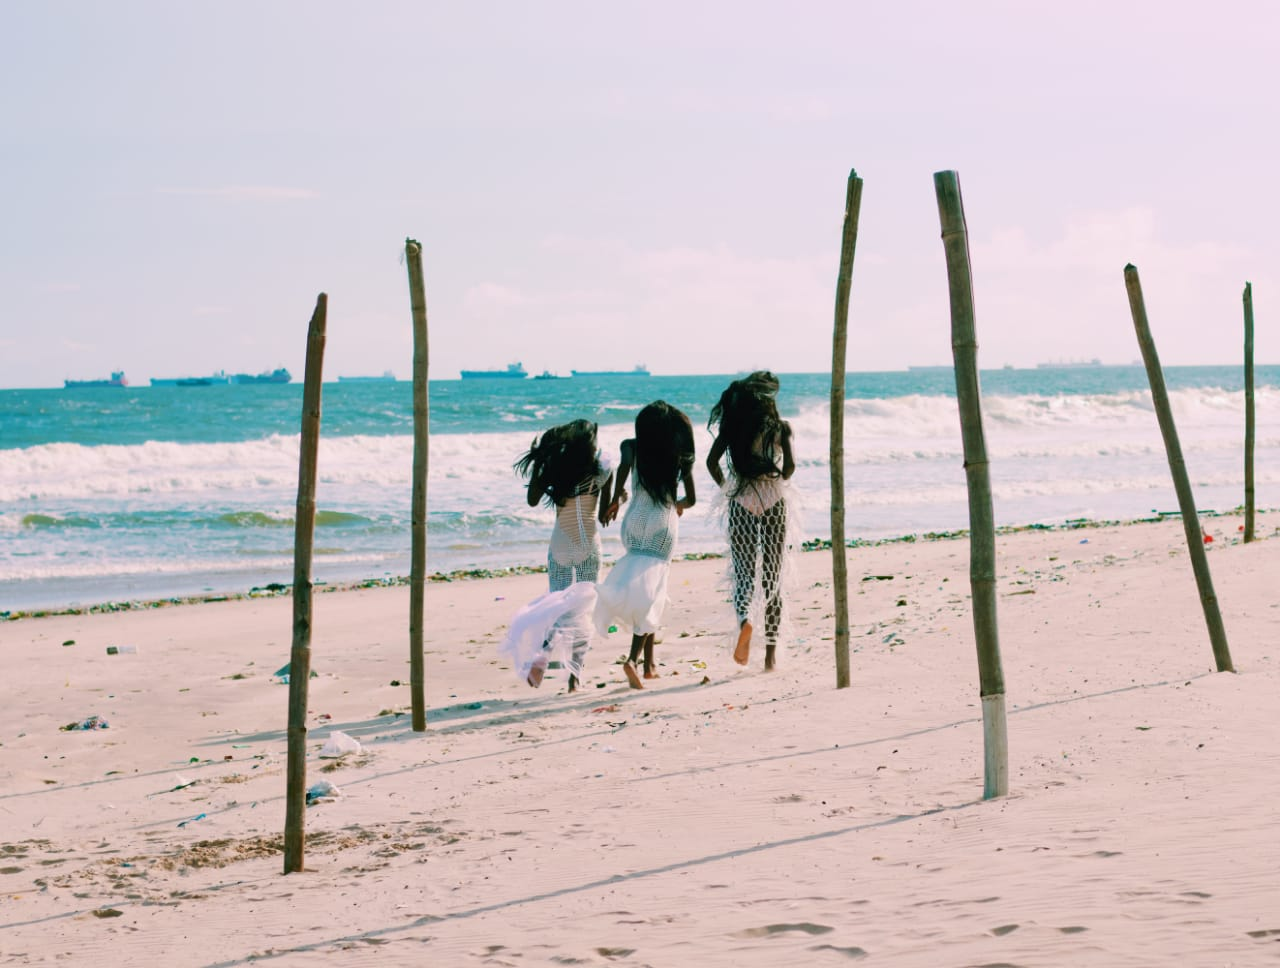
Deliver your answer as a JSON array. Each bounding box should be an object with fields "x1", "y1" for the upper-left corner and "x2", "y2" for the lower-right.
[{"x1": 3, "y1": 506, "x2": 1270, "y2": 622}]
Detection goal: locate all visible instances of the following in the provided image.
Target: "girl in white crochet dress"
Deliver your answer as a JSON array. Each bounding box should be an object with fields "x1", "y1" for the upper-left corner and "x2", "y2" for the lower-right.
[
  {"x1": 599, "y1": 400, "x2": 697, "y2": 689},
  {"x1": 500, "y1": 402, "x2": 695, "y2": 691},
  {"x1": 513, "y1": 419, "x2": 615, "y2": 692},
  {"x1": 706, "y1": 371, "x2": 795, "y2": 671}
]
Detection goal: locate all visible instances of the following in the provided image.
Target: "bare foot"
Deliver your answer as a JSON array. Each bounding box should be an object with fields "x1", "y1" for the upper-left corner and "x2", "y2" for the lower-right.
[
  {"x1": 733, "y1": 622, "x2": 752, "y2": 665},
  {"x1": 527, "y1": 661, "x2": 546, "y2": 688},
  {"x1": 764, "y1": 643, "x2": 777, "y2": 672},
  {"x1": 623, "y1": 662, "x2": 644, "y2": 690},
  {"x1": 644, "y1": 669, "x2": 659, "y2": 680},
  {"x1": 568, "y1": 674, "x2": 579, "y2": 693}
]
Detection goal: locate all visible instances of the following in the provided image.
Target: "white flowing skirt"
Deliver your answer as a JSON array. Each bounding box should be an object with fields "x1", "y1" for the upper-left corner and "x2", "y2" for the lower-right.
[{"x1": 594, "y1": 551, "x2": 669, "y2": 637}]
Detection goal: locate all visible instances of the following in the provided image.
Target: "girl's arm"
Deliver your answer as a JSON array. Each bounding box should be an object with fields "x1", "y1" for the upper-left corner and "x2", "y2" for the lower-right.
[
  {"x1": 675, "y1": 465, "x2": 697, "y2": 516},
  {"x1": 596, "y1": 471, "x2": 616, "y2": 526},
  {"x1": 604, "y1": 439, "x2": 635, "y2": 523},
  {"x1": 705, "y1": 434, "x2": 727, "y2": 488},
  {"x1": 780, "y1": 421, "x2": 796, "y2": 480}
]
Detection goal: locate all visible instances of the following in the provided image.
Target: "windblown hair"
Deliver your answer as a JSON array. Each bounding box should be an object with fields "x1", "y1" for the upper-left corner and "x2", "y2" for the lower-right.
[
  {"x1": 514, "y1": 419, "x2": 602, "y2": 506},
  {"x1": 708, "y1": 371, "x2": 785, "y2": 490},
  {"x1": 633, "y1": 400, "x2": 695, "y2": 506}
]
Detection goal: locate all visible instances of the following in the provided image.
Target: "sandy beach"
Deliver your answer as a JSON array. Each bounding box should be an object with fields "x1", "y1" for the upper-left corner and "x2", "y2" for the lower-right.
[{"x1": 2, "y1": 512, "x2": 1279, "y2": 966}]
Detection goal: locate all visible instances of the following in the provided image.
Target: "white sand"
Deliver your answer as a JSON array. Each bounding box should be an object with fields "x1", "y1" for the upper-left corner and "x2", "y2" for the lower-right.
[{"x1": 2, "y1": 513, "x2": 1278, "y2": 966}]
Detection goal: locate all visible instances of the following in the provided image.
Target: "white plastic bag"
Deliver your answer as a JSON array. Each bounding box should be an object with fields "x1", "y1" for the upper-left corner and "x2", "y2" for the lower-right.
[{"x1": 318, "y1": 730, "x2": 362, "y2": 758}]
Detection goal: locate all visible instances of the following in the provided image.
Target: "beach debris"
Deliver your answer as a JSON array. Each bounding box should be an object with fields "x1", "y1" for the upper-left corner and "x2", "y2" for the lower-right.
[
  {"x1": 592, "y1": 705, "x2": 621, "y2": 714},
  {"x1": 105, "y1": 645, "x2": 138, "y2": 655},
  {"x1": 60, "y1": 715, "x2": 108, "y2": 731},
  {"x1": 390, "y1": 679, "x2": 402, "y2": 686},
  {"x1": 92, "y1": 908, "x2": 124, "y2": 919},
  {"x1": 318, "y1": 730, "x2": 362, "y2": 758},
  {"x1": 273, "y1": 662, "x2": 318, "y2": 684},
  {"x1": 154, "y1": 774, "x2": 199, "y2": 795},
  {"x1": 177, "y1": 813, "x2": 207, "y2": 828},
  {"x1": 62, "y1": 639, "x2": 75, "y2": 647},
  {"x1": 306, "y1": 780, "x2": 340, "y2": 805}
]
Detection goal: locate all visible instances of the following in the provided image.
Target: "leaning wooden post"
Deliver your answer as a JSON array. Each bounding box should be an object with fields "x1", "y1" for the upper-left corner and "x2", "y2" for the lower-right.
[
  {"x1": 830, "y1": 168, "x2": 863, "y2": 690},
  {"x1": 1243, "y1": 281, "x2": 1256, "y2": 543},
  {"x1": 284, "y1": 293, "x2": 328, "y2": 874},
  {"x1": 1125, "y1": 265, "x2": 1234, "y2": 672},
  {"x1": 405, "y1": 239, "x2": 431, "y2": 731},
  {"x1": 934, "y1": 171, "x2": 1008, "y2": 799}
]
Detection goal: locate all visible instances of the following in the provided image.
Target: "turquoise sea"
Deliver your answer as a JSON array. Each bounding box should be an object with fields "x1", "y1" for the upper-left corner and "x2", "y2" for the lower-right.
[{"x1": 1, "y1": 366, "x2": 1277, "y2": 612}]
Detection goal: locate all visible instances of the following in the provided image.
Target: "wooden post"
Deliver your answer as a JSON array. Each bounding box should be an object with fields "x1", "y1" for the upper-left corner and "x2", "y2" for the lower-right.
[
  {"x1": 283, "y1": 293, "x2": 327, "y2": 874},
  {"x1": 1243, "y1": 282, "x2": 1256, "y2": 543},
  {"x1": 1124, "y1": 265, "x2": 1234, "y2": 672},
  {"x1": 934, "y1": 171, "x2": 1008, "y2": 800},
  {"x1": 830, "y1": 169, "x2": 863, "y2": 690},
  {"x1": 405, "y1": 239, "x2": 431, "y2": 731}
]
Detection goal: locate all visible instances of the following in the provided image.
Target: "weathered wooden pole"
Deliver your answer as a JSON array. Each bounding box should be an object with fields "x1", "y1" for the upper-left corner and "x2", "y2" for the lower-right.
[
  {"x1": 284, "y1": 293, "x2": 328, "y2": 874},
  {"x1": 830, "y1": 169, "x2": 863, "y2": 690},
  {"x1": 934, "y1": 171, "x2": 1008, "y2": 800},
  {"x1": 1243, "y1": 281, "x2": 1256, "y2": 543},
  {"x1": 1124, "y1": 264, "x2": 1234, "y2": 672},
  {"x1": 405, "y1": 239, "x2": 431, "y2": 731}
]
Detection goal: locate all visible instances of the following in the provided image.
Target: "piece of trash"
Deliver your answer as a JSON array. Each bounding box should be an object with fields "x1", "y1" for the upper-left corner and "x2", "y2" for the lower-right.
[
  {"x1": 607, "y1": 625, "x2": 618, "y2": 633},
  {"x1": 188, "y1": 756, "x2": 200, "y2": 763},
  {"x1": 465, "y1": 702, "x2": 483, "y2": 710},
  {"x1": 306, "y1": 780, "x2": 340, "y2": 804},
  {"x1": 389, "y1": 679, "x2": 402, "y2": 686},
  {"x1": 177, "y1": 813, "x2": 207, "y2": 828},
  {"x1": 689, "y1": 660, "x2": 707, "y2": 670},
  {"x1": 166, "y1": 775, "x2": 198, "y2": 793},
  {"x1": 274, "y1": 663, "x2": 318, "y2": 682},
  {"x1": 1202, "y1": 531, "x2": 1214, "y2": 544},
  {"x1": 62, "y1": 639, "x2": 75, "y2": 647},
  {"x1": 495, "y1": 596, "x2": 505, "y2": 601},
  {"x1": 60, "y1": 715, "x2": 109, "y2": 732},
  {"x1": 592, "y1": 704, "x2": 621, "y2": 713},
  {"x1": 1079, "y1": 539, "x2": 1089, "y2": 544},
  {"x1": 92, "y1": 908, "x2": 124, "y2": 918},
  {"x1": 700, "y1": 675, "x2": 711, "y2": 685},
  {"x1": 319, "y1": 730, "x2": 362, "y2": 758},
  {"x1": 105, "y1": 645, "x2": 138, "y2": 655}
]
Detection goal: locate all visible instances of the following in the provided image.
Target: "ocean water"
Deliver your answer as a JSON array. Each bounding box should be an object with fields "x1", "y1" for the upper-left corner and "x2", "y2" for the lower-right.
[{"x1": 2, "y1": 366, "x2": 1278, "y2": 612}]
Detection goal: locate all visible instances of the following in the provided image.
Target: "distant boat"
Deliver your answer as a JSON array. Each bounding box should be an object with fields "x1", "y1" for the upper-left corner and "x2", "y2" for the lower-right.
[
  {"x1": 460, "y1": 362, "x2": 527, "y2": 380},
  {"x1": 1036, "y1": 358, "x2": 1102, "y2": 369},
  {"x1": 338, "y1": 371, "x2": 396, "y2": 383},
  {"x1": 65, "y1": 370, "x2": 128, "y2": 389},
  {"x1": 150, "y1": 371, "x2": 229, "y2": 387},
  {"x1": 532, "y1": 370, "x2": 566, "y2": 380},
  {"x1": 230, "y1": 367, "x2": 292, "y2": 385},
  {"x1": 569, "y1": 364, "x2": 650, "y2": 377}
]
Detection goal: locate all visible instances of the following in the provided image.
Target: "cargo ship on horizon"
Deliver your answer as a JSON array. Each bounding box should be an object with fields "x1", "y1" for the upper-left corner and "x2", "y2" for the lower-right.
[
  {"x1": 569, "y1": 364, "x2": 650, "y2": 377},
  {"x1": 460, "y1": 362, "x2": 527, "y2": 379},
  {"x1": 64, "y1": 371, "x2": 128, "y2": 389}
]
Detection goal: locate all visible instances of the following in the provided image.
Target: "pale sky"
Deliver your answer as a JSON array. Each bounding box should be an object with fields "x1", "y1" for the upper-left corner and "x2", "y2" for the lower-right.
[{"x1": 2, "y1": 1, "x2": 1276, "y2": 388}]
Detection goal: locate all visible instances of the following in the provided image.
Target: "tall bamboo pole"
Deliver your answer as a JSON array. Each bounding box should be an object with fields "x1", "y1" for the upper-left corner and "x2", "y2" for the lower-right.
[
  {"x1": 933, "y1": 171, "x2": 1008, "y2": 800},
  {"x1": 1124, "y1": 265, "x2": 1234, "y2": 672},
  {"x1": 830, "y1": 169, "x2": 863, "y2": 690},
  {"x1": 406, "y1": 239, "x2": 431, "y2": 731},
  {"x1": 1243, "y1": 281, "x2": 1256, "y2": 543},
  {"x1": 283, "y1": 293, "x2": 328, "y2": 874}
]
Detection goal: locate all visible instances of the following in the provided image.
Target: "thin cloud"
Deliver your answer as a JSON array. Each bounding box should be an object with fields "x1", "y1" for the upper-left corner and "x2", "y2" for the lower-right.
[{"x1": 155, "y1": 186, "x2": 319, "y2": 201}]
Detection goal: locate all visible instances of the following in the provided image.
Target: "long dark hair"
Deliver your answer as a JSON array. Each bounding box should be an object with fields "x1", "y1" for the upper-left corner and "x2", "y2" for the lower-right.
[
  {"x1": 514, "y1": 419, "x2": 602, "y2": 506},
  {"x1": 707, "y1": 371, "x2": 784, "y2": 488},
  {"x1": 634, "y1": 400, "x2": 694, "y2": 506}
]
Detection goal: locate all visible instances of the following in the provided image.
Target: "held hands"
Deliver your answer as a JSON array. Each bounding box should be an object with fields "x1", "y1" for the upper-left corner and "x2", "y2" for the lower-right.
[{"x1": 604, "y1": 487, "x2": 628, "y2": 523}]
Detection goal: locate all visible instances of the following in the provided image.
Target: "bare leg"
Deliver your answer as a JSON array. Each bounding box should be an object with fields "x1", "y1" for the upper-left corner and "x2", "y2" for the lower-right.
[
  {"x1": 642, "y1": 633, "x2": 657, "y2": 678},
  {"x1": 623, "y1": 634, "x2": 645, "y2": 689},
  {"x1": 729, "y1": 501, "x2": 758, "y2": 665},
  {"x1": 527, "y1": 640, "x2": 549, "y2": 687}
]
